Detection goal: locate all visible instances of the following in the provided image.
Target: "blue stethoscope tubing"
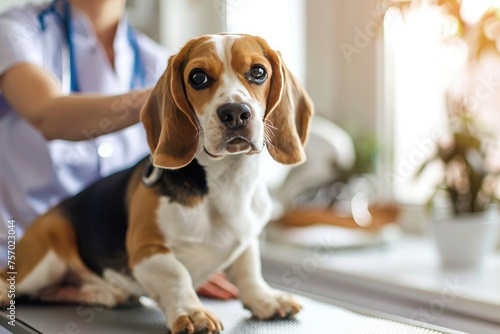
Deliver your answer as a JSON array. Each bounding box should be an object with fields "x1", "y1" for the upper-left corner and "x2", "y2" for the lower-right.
[{"x1": 37, "y1": 0, "x2": 145, "y2": 92}]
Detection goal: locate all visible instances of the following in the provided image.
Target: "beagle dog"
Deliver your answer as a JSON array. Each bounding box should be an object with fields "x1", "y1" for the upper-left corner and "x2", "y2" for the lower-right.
[{"x1": 0, "y1": 34, "x2": 313, "y2": 334}]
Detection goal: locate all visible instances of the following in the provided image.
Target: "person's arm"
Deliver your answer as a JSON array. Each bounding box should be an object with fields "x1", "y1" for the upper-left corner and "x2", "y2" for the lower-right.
[{"x1": 0, "y1": 63, "x2": 151, "y2": 141}]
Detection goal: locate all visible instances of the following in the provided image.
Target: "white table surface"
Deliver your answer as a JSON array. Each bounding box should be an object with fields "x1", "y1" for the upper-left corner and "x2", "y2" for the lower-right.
[{"x1": 260, "y1": 234, "x2": 500, "y2": 334}]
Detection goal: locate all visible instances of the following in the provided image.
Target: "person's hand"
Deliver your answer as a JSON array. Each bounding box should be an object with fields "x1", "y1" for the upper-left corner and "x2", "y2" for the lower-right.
[
  {"x1": 197, "y1": 272, "x2": 239, "y2": 300},
  {"x1": 0, "y1": 63, "x2": 155, "y2": 140}
]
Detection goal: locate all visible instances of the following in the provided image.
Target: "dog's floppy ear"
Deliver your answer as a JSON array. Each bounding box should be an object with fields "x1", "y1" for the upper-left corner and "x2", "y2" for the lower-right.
[
  {"x1": 141, "y1": 52, "x2": 199, "y2": 169},
  {"x1": 263, "y1": 45, "x2": 314, "y2": 165}
]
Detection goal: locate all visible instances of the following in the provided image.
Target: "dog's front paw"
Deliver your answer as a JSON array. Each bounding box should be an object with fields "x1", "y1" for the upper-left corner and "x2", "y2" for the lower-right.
[
  {"x1": 243, "y1": 291, "x2": 302, "y2": 320},
  {"x1": 171, "y1": 308, "x2": 223, "y2": 334}
]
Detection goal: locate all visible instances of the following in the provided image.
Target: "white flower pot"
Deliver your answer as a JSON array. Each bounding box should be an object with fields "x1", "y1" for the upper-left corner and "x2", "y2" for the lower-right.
[{"x1": 430, "y1": 210, "x2": 499, "y2": 270}]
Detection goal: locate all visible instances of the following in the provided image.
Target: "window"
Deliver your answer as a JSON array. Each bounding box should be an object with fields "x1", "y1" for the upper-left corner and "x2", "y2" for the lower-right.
[{"x1": 384, "y1": 0, "x2": 500, "y2": 204}]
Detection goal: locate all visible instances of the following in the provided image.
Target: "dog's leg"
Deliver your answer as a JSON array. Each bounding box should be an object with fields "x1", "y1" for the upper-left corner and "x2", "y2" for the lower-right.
[
  {"x1": 0, "y1": 209, "x2": 130, "y2": 308},
  {"x1": 132, "y1": 251, "x2": 223, "y2": 334},
  {"x1": 0, "y1": 210, "x2": 72, "y2": 307},
  {"x1": 127, "y1": 185, "x2": 222, "y2": 333},
  {"x1": 35, "y1": 280, "x2": 132, "y2": 307},
  {"x1": 0, "y1": 249, "x2": 67, "y2": 307},
  {"x1": 35, "y1": 267, "x2": 136, "y2": 307},
  {"x1": 226, "y1": 240, "x2": 302, "y2": 320}
]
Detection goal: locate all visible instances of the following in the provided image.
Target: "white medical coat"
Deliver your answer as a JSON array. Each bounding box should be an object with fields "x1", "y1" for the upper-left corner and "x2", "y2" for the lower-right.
[{"x1": 0, "y1": 3, "x2": 169, "y2": 263}]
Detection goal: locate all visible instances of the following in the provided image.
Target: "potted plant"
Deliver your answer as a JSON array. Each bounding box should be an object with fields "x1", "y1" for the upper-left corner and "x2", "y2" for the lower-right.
[{"x1": 415, "y1": 98, "x2": 500, "y2": 270}]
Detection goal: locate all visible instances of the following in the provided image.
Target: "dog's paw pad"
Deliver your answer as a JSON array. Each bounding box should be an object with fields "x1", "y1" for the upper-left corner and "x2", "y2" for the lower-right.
[{"x1": 172, "y1": 308, "x2": 223, "y2": 334}]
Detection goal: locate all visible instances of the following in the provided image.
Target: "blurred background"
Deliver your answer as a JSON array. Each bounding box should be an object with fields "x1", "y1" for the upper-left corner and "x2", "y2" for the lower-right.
[{"x1": 1, "y1": 1, "x2": 499, "y2": 332}]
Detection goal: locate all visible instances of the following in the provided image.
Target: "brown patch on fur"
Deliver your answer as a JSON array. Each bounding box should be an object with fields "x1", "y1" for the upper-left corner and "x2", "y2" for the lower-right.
[
  {"x1": 125, "y1": 159, "x2": 148, "y2": 206},
  {"x1": 126, "y1": 183, "x2": 169, "y2": 267},
  {"x1": 183, "y1": 40, "x2": 224, "y2": 116},
  {"x1": 231, "y1": 36, "x2": 273, "y2": 109},
  {"x1": 141, "y1": 37, "x2": 213, "y2": 170}
]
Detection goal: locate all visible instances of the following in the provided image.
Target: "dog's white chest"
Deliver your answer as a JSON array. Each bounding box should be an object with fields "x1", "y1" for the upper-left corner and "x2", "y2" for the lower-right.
[{"x1": 156, "y1": 180, "x2": 271, "y2": 287}]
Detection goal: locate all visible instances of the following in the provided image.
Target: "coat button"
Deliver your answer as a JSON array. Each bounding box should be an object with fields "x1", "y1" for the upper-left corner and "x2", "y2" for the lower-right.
[{"x1": 97, "y1": 142, "x2": 114, "y2": 158}]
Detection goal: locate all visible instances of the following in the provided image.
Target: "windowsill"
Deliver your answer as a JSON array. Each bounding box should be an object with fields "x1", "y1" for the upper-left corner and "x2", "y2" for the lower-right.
[{"x1": 260, "y1": 234, "x2": 500, "y2": 334}]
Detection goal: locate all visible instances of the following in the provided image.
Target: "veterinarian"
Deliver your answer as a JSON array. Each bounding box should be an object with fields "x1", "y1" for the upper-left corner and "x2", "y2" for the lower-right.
[{"x1": 0, "y1": 0, "x2": 237, "y2": 299}]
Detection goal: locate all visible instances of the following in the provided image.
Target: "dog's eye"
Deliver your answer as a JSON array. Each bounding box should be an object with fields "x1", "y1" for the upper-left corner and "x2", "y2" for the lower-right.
[
  {"x1": 189, "y1": 69, "x2": 212, "y2": 90},
  {"x1": 247, "y1": 65, "x2": 267, "y2": 85}
]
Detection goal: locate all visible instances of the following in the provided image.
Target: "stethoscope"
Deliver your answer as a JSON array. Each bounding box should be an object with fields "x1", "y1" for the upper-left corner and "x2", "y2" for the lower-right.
[{"x1": 37, "y1": 0, "x2": 146, "y2": 93}]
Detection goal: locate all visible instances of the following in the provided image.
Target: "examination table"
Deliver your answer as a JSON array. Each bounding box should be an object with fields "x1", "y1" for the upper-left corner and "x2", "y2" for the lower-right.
[{"x1": 0, "y1": 294, "x2": 458, "y2": 334}]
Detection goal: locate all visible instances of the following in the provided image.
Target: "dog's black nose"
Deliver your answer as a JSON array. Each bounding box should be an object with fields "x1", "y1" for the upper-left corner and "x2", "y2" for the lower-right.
[{"x1": 217, "y1": 103, "x2": 252, "y2": 129}]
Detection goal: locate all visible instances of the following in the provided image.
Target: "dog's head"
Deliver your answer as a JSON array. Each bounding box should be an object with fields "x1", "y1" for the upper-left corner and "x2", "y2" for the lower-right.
[{"x1": 141, "y1": 34, "x2": 314, "y2": 169}]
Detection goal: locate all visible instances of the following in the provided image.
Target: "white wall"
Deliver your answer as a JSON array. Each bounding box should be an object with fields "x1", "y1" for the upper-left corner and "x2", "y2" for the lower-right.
[
  {"x1": 306, "y1": 0, "x2": 379, "y2": 135},
  {"x1": 224, "y1": 0, "x2": 306, "y2": 84},
  {"x1": 157, "y1": 0, "x2": 305, "y2": 83},
  {"x1": 158, "y1": 0, "x2": 224, "y2": 53}
]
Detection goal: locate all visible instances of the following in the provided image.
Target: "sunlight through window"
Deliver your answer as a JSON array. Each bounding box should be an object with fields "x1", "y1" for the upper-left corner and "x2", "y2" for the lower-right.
[{"x1": 384, "y1": 1, "x2": 500, "y2": 204}]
